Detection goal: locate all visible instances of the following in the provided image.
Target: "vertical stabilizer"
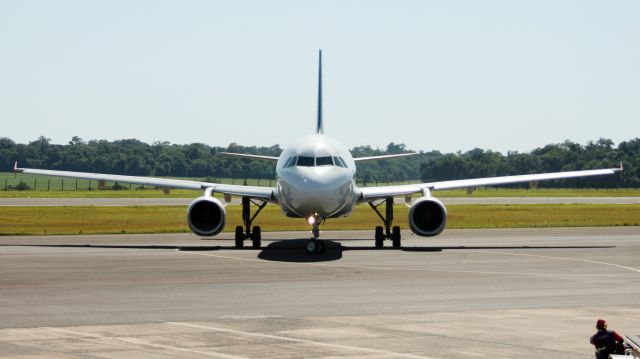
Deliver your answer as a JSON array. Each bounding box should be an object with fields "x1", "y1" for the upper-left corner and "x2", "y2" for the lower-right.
[{"x1": 316, "y1": 49, "x2": 323, "y2": 134}]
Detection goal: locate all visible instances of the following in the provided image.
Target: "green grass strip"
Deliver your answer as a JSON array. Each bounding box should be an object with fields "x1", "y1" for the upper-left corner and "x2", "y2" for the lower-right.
[{"x1": 0, "y1": 204, "x2": 638, "y2": 236}]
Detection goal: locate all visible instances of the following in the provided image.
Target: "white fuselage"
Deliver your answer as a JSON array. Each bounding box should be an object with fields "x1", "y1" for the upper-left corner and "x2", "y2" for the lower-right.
[{"x1": 275, "y1": 134, "x2": 358, "y2": 219}]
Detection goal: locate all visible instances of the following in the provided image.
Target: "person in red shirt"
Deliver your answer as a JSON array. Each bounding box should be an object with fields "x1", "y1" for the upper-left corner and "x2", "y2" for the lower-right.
[{"x1": 590, "y1": 319, "x2": 624, "y2": 359}]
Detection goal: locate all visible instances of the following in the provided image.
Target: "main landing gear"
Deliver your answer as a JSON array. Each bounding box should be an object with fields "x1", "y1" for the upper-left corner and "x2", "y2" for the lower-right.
[
  {"x1": 305, "y1": 213, "x2": 325, "y2": 254},
  {"x1": 235, "y1": 197, "x2": 267, "y2": 249},
  {"x1": 369, "y1": 197, "x2": 401, "y2": 249}
]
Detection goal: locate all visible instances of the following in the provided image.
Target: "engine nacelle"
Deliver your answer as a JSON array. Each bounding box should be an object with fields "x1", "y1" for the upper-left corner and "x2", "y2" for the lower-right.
[
  {"x1": 187, "y1": 196, "x2": 226, "y2": 236},
  {"x1": 408, "y1": 196, "x2": 447, "y2": 237}
]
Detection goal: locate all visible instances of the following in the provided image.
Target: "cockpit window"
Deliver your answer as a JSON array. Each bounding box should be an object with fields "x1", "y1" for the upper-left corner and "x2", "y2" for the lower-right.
[
  {"x1": 333, "y1": 156, "x2": 348, "y2": 168},
  {"x1": 296, "y1": 156, "x2": 315, "y2": 167},
  {"x1": 284, "y1": 156, "x2": 297, "y2": 168},
  {"x1": 315, "y1": 156, "x2": 333, "y2": 166}
]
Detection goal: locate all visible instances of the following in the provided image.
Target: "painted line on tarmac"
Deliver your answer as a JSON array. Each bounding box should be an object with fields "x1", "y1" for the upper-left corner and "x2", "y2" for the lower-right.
[
  {"x1": 168, "y1": 321, "x2": 435, "y2": 359},
  {"x1": 47, "y1": 327, "x2": 250, "y2": 359},
  {"x1": 180, "y1": 251, "x2": 639, "y2": 278},
  {"x1": 467, "y1": 250, "x2": 640, "y2": 274}
]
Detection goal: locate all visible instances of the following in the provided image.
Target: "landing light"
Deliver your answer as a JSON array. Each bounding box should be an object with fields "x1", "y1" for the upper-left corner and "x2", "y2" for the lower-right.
[{"x1": 307, "y1": 216, "x2": 316, "y2": 225}]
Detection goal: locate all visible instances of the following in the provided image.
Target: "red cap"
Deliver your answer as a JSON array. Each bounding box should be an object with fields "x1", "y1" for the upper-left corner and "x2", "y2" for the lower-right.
[{"x1": 596, "y1": 319, "x2": 607, "y2": 329}]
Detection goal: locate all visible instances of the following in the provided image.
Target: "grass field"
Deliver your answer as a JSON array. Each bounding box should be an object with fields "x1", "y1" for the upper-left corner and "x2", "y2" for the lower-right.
[{"x1": 1, "y1": 204, "x2": 638, "y2": 236}]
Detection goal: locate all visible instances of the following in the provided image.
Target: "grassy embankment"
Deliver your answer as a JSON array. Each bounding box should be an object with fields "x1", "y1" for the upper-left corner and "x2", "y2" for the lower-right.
[{"x1": 1, "y1": 204, "x2": 639, "y2": 236}]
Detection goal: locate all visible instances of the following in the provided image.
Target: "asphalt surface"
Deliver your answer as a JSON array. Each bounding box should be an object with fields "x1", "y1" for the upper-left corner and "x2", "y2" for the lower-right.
[
  {"x1": 1, "y1": 196, "x2": 639, "y2": 206},
  {"x1": 1, "y1": 227, "x2": 639, "y2": 358}
]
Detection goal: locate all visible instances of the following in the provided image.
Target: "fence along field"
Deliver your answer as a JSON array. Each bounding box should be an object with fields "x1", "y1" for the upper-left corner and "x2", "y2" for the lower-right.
[
  {"x1": 0, "y1": 172, "x2": 276, "y2": 191},
  {"x1": 2, "y1": 172, "x2": 640, "y2": 198}
]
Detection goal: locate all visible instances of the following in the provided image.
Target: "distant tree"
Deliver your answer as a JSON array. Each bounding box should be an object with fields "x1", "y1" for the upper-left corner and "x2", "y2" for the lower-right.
[{"x1": 0, "y1": 137, "x2": 636, "y2": 188}]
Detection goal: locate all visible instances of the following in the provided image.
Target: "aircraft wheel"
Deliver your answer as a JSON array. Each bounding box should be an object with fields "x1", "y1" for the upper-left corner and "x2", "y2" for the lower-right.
[
  {"x1": 391, "y1": 226, "x2": 401, "y2": 249},
  {"x1": 305, "y1": 239, "x2": 323, "y2": 254},
  {"x1": 375, "y1": 226, "x2": 384, "y2": 248},
  {"x1": 235, "y1": 225, "x2": 244, "y2": 248},
  {"x1": 251, "y1": 226, "x2": 261, "y2": 249}
]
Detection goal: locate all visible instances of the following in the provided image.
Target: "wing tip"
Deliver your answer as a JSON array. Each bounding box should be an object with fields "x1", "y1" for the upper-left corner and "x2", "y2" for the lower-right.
[{"x1": 13, "y1": 161, "x2": 24, "y2": 177}]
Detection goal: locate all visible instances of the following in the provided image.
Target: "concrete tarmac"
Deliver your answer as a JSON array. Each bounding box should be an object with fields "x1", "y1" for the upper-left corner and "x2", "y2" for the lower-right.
[
  {"x1": 1, "y1": 196, "x2": 639, "y2": 206},
  {"x1": 1, "y1": 227, "x2": 639, "y2": 358}
]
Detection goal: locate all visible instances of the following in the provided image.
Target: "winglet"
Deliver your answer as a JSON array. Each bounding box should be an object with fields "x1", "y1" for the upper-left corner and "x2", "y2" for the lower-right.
[
  {"x1": 316, "y1": 49, "x2": 323, "y2": 135},
  {"x1": 13, "y1": 161, "x2": 22, "y2": 176},
  {"x1": 618, "y1": 161, "x2": 624, "y2": 172}
]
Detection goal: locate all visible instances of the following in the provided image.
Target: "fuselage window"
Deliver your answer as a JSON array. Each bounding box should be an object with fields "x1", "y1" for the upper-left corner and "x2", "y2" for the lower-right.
[
  {"x1": 316, "y1": 156, "x2": 333, "y2": 166},
  {"x1": 296, "y1": 156, "x2": 315, "y2": 167}
]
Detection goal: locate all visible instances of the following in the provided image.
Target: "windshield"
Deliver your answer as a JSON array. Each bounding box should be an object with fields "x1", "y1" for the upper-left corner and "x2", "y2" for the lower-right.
[
  {"x1": 290, "y1": 155, "x2": 346, "y2": 167},
  {"x1": 296, "y1": 156, "x2": 315, "y2": 167},
  {"x1": 315, "y1": 156, "x2": 333, "y2": 166}
]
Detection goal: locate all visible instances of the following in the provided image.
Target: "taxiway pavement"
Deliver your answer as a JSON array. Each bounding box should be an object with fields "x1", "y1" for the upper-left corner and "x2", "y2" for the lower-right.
[{"x1": 1, "y1": 227, "x2": 639, "y2": 358}]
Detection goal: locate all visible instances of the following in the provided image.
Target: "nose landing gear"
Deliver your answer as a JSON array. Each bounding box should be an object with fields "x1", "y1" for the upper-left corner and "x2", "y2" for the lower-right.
[{"x1": 305, "y1": 213, "x2": 325, "y2": 254}]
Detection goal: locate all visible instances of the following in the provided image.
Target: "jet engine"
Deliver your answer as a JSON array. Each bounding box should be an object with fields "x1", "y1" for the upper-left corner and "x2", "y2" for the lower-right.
[
  {"x1": 408, "y1": 196, "x2": 447, "y2": 237},
  {"x1": 187, "y1": 196, "x2": 226, "y2": 236}
]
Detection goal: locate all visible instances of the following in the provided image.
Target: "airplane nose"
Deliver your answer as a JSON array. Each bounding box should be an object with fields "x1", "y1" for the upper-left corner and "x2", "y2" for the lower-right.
[
  {"x1": 279, "y1": 167, "x2": 353, "y2": 216},
  {"x1": 291, "y1": 167, "x2": 345, "y2": 188}
]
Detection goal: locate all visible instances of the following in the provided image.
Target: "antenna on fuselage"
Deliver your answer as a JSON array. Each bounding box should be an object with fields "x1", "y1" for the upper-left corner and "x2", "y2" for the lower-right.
[{"x1": 316, "y1": 49, "x2": 323, "y2": 135}]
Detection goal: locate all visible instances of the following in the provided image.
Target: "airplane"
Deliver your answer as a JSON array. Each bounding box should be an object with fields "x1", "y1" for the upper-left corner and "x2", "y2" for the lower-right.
[{"x1": 14, "y1": 50, "x2": 623, "y2": 254}]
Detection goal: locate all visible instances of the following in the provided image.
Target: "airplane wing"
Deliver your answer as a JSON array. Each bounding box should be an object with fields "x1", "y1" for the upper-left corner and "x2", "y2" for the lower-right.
[
  {"x1": 353, "y1": 152, "x2": 419, "y2": 163},
  {"x1": 358, "y1": 164, "x2": 623, "y2": 201},
  {"x1": 220, "y1": 152, "x2": 279, "y2": 162},
  {"x1": 13, "y1": 162, "x2": 276, "y2": 201}
]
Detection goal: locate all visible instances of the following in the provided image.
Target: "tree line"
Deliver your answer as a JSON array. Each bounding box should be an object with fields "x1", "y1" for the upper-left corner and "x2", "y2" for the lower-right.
[{"x1": 0, "y1": 136, "x2": 637, "y2": 188}]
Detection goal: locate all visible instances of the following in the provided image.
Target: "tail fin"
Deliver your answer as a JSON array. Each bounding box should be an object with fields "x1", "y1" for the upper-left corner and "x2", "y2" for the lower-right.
[{"x1": 316, "y1": 49, "x2": 323, "y2": 134}]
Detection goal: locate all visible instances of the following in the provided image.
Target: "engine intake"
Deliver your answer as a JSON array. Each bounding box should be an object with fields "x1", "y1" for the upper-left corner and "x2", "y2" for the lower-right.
[
  {"x1": 187, "y1": 196, "x2": 226, "y2": 236},
  {"x1": 408, "y1": 196, "x2": 447, "y2": 237}
]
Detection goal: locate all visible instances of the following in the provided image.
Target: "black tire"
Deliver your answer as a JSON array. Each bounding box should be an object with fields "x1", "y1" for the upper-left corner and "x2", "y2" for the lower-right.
[
  {"x1": 392, "y1": 226, "x2": 401, "y2": 249},
  {"x1": 235, "y1": 225, "x2": 244, "y2": 248},
  {"x1": 375, "y1": 226, "x2": 384, "y2": 248},
  {"x1": 316, "y1": 240, "x2": 324, "y2": 253},
  {"x1": 251, "y1": 226, "x2": 261, "y2": 249},
  {"x1": 305, "y1": 240, "x2": 318, "y2": 254}
]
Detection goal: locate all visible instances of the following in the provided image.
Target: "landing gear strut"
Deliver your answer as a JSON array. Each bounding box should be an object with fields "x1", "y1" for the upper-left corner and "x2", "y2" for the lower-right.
[
  {"x1": 235, "y1": 197, "x2": 266, "y2": 249},
  {"x1": 369, "y1": 197, "x2": 401, "y2": 249},
  {"x1": 305, "y1": 213, "x2": 325, "y2": 254}
]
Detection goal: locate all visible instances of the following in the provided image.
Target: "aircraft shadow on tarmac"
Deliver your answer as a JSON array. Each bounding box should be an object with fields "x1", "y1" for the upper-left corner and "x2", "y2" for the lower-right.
[{"x1": 1, "y1": 241, "x2": 615, "y2": 263}]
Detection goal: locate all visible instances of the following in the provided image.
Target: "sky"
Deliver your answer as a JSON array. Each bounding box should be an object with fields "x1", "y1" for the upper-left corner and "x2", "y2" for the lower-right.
[{"x1": 1, "y1": 1, "x2": 638, "y2": 154}]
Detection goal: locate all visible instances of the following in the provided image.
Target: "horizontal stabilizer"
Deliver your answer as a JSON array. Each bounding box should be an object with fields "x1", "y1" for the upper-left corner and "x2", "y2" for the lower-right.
[
  {"x1": 353, "y1": 152, "x2": 419, "y2": 163},
  {"x1": 220, "y1": 152, "x2": 279, "y2": 162}
]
